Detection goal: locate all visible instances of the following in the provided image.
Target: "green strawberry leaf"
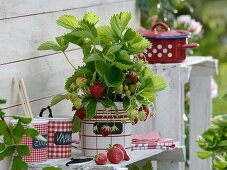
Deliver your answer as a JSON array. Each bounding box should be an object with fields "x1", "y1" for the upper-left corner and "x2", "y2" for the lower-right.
[
  {"x1": 4, "y1": 132, "x2": 13, "y2": 145},
  {"x1": 97, "y1": 25, "x2": 118, "y2": 43},
  {"x1": 55, "y1": 36, "x2": 69, "y2": 52},
  {"x1": 0, "y1": 120, "x2": 7, "y2": 135},
  {"x1": 123, "y1": 28, "x2": 136, "y2": 41},
  {"x1": 100, "y1": 98, "x2": 115, "y2": 108},
  {"x1": 0, "y1": 143, "x2": 5, "y2": 152},
  {"x1": 16, "y1": 145, "x2": 31, "y2": 156},
  {"x1": 12, "y1": 116, "x2": 32, "y2": 124},
  {"x1": 106, "y1": 45, "x2": 122, "y2": 55},
  {"x1": 0, "y1": 146, "x2": 15, "y2": 160},
  {"x1": 110, "y1": 11, "x2": 132, "y2": 37},
  {"x1": 64, "y1": 33, "x2": 84, "y2": 46},
  {"x1": 72, "y1": 115, "x2": 81, "y2": 133},
  {"x1": 86, "y1": 99, "x2": 97, "y2": 120},
  {"x1": 83, "y1": 12, "x2": 99, "y2": 24},
  {"x1": 12, "y1": 121, "x2": 25, "y2": 137},
  {"x1": 56, "y1": 15, "x2": 79, "y2": 30},
  {"x1": 37, "y1": 41, "x2": 61, "y2": 51},
  {"x1": 84, "y1": 54, "x2": 103, "y2": 63},
  {"x1": 111, "y1": 61, "x2": 134, "y2": 70},
  {"x1": 96, "y1": 62, "x2": 124, "y2": 87},
  {"x1": 50, "y1": 94, "x2": 65, "y2": 106},
  {"x1": 140, "y1": 90, "x2": 156, "y2": 102},
  {"x1": 71, "y1": 30, "x2": 96, "y2": 41},
  {"x1": 25, "y1": 128, "x2": 39, "y2": 138},
  {"x1": 123, "y1": 98, "x2": 130, "y2": 111},
  {"x1": 10, "y1": 156, "x2": 28, "y2": 170}
]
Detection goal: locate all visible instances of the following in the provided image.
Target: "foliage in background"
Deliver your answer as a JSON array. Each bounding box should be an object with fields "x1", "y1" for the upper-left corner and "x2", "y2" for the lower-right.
[
  {"x1": 196, "y1": 114, "x2": 227, "y2": 170},
  {"x1": 130, "y1": 160, "x2": 153, "y2": 170},
  {"x1": 38, "y1": 11, "x2": 167, "y2": 132}
]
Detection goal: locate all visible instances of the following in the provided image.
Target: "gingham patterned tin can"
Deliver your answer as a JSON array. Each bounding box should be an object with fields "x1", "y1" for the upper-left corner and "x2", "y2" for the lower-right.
[
  {"x1": 11, "y1": 118, "x2": 49, "y2": 162},
  {"x1": 81, "y1": 102, "x2": 132, "y2": 157},
  {"x1": 48, "y1": 117, "x2": 72, "y2": 158}
]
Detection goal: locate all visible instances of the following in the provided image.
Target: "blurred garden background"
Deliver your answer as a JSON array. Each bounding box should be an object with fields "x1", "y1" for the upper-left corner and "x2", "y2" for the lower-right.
[{"x1": 137, "y1": 0, "x2": 227, "y2": 168}]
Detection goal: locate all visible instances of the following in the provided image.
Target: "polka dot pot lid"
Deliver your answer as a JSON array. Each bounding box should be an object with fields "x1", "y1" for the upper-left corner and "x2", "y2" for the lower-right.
[{"x1": 139, "y1": 22, "x2": 190, "y2": 39}]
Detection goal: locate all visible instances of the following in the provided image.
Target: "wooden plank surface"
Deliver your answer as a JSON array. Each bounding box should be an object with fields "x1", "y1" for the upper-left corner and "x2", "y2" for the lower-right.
[
  {"x1": 0, "y1": 0, "x2": 139, "y2": 65},
  {"x1": 0, "y1": 0, "x2": 131, "y2": 19},
  {"x1": 0, "y1": 49, "x2": 83, "y2": 109}
]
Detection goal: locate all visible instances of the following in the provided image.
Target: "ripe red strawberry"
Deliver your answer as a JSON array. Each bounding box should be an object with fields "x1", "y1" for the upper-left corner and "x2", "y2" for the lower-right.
[
  {"x1": 127, "y1": 73, "x2": 138, "y2": 83},
  {"x1": 100, "y1": 125, "x2": 112, "y2": 137},
  {"x1": 75, "y1": 108, "x2": 86, "y2": 120},
  {"x1": 89, "y1": 83, "x2": 105, "y2": 99},
  {"x1": 113, "y1": 144, "x2": 130, "y2": 161},
  {"x1": 138, "y1": 105, "x2": 150, "y2": 121},
  {"x1": 107, "y1": 146, "x2": 124, "y2": 164},
  {"x1": 94, "y1": 153, "x2": 107, "y2": 165}
]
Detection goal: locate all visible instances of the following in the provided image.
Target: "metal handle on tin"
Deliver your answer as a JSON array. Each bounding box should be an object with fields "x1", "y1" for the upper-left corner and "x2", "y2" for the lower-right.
[
  {"x1": 39, "y1": 106, "x2": 53, "y2": 118},
  {"x1": 181, "y1": 43, "x2": 199, "y2": 49},
  {"x1": 152, "y1": 22, "x2": 170, "y2": 31}
]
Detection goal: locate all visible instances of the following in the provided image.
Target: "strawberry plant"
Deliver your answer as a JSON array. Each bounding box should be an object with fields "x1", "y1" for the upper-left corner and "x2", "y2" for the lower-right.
[{"x1": 38, "y1": 11, "x2": 167, "y2": 132}]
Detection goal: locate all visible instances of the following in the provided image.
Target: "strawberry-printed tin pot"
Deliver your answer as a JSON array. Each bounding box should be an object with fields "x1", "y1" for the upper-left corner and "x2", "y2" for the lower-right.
[
  {"x1": 139, "y1": 22, "x2": 199, "y2": 63},
  {"x1": 81, "y1": 102, "x2": 132, "y2": 157}
]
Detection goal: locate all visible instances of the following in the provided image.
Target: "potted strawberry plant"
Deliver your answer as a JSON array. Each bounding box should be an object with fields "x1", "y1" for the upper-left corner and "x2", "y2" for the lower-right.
[{"x1": 38, "y1": 11, "x2": 167, "y2": 156}]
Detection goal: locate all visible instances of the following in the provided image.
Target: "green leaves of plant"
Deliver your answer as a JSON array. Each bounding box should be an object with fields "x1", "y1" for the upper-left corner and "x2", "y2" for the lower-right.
[
  {"x1": 0, "y1": 98, "x2": 6, "y2": 104},
  {"x1": 0, "y1": 120, "x2": 7, "y2": 135},
  {"x1": 100, "y1": 98, "x2": 115, "y2": 108},
  {"x1": 86, "y1": 99, "x2": 97, "y2": 120},
  {"x1": 96, "y1": 62, "x2": 124, "y2": 87},
  {"x1": 56, "y1": 15, "x2": 79, "y2": 29},
  {"x1": 16, "y1": 145, "x2": 30, "y2": 156},
  {"x1": 110, "y1": 11, "x2": 131, "y2": 37},
  {"x1": 72, "y1": 115, "x2": 81, "y2": 133},
  {"x1": 10, "y1": 156, "x2": 28, "y2": 170},
  {"x1": 12, "y1": 116, "x2": 32, "y2": 124},
  {"x1": 50, "y1": 94, "x2": 66, "y2": 106},
  {"x1": 25, "y1": 128, "x2": 39, "y2": 138},
  {"x1": 37, "y1": 36, "x2": 69, "y2": 52},
  {"x1": 83, "y1": 12, "x2": 99, "y2": 24},
  {"x1": 0, "y1": 146, "x2": 15, "y2": 160},
  {"x1": 42, "y1": 167, "x2": 62, "y2": 170}
]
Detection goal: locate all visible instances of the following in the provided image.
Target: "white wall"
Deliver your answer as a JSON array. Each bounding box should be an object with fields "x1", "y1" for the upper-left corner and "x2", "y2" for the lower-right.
[{"x1": 0, "y1": 0, "x2": 140, "y2": 169}]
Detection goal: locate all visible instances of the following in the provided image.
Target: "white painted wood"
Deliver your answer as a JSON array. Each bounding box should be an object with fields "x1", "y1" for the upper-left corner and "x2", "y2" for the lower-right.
[
  {"x1": 0, "y1": 0, "x2": 139, "y2": 65},
  {"x1": 189, "y1": 72, "x2": 212, "y2": 170},
  {"x1": 157, "y1": 161, "x2": 179, "y2": 170},
  {"x1": 152, "y1": 64, "x2": 182, "y2": 142},
  {"x1": 0, "y1": 49, "x2": 83, "y2": 109},
  {"x1": 0, "y1": 0, "x2": 130, "y2": 19}
]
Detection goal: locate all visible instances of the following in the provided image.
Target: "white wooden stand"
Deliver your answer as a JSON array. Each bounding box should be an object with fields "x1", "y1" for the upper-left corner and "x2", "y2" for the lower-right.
[{"x1": 28, "y1": 56, "x2": 218, "y2": 170}]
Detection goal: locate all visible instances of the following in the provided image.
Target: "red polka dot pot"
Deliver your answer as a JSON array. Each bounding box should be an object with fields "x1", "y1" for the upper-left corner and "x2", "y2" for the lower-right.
[{"x1": 139, "y1": 22, "x2": 199, "y2": 63}]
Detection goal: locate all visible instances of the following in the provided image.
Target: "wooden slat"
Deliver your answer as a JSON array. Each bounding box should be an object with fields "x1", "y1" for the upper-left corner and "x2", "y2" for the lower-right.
[
  {"x1": 0, "y1": 49, "x2": 83, "y2": 108},
  {"x1": 2, "y1": 96, "x2": 74, "y2": 117},
  {"x1": 0, "y1": 0, "x2": 131, "y2": 19},
  {"x1": 0, "y1": 0, "x2": 139, "y2": 65}
]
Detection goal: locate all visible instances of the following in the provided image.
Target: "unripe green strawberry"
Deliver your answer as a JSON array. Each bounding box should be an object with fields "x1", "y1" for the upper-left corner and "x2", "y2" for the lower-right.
[
  {"x1": 125, "y1": 90, "x2": 131, "y2": 97},
  {"x1": 116, "y1": 85, "x2": 123, "y2": 94},
  {"x1": 129, "y1": 84, "x2": 137, "y2": 93},
  {"x1": 76, "y1": 77, "x2": 87, "y2": 87},
  {"x1": 127, "y1": 109, "x2": 138, "y2": 121},
  {"x1": 136, "y1": 82, "x2": 141, "y2": 88},
  {"x1": 73, "y1": 98, "x2": 82, "y2": 109},
  {"x1": 124, "y1": 85, "x2": 129, "y2": 91},
  {"x1": 138, "y1": 111, "x2": 147, "y2": 121}
]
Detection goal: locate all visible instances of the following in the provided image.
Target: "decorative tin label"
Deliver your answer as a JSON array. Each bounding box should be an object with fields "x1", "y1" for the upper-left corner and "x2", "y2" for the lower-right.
[
  {"x1": 93, "y1": 122, "x2": 123, "y2": 135},
  {"x1": 54, "y1": 132, "x2": 72, "y2": 145},
  {"x1": 32, "y1": 134, "x2": 48, "y2": 149}
]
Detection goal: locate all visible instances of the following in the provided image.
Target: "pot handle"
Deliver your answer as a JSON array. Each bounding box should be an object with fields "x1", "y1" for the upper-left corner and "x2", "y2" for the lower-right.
[
  {"x1": 152, "y1": 22, "x2": 170, "y2": 31},
  {"x1": 181, "y1": 43, "x2": 199, "y2": 49}
]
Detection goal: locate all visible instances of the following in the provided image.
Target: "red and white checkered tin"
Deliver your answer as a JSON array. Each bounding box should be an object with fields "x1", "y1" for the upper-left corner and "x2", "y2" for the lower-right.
[
  {"x1": 81, "y1": 102, "x2": 132, "y2": 157},
  {"x1": 11, "y1": 118, "x2": 49, "y2": 162},
  {"x1": 47, "y1": 117, "x2": 72, "y2": 158}
]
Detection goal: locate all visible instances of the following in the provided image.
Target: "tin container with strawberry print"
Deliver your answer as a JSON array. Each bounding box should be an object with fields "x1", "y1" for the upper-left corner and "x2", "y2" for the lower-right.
[{"x1": 139, "y1": 22, "x2": 199, "y2": 63}]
